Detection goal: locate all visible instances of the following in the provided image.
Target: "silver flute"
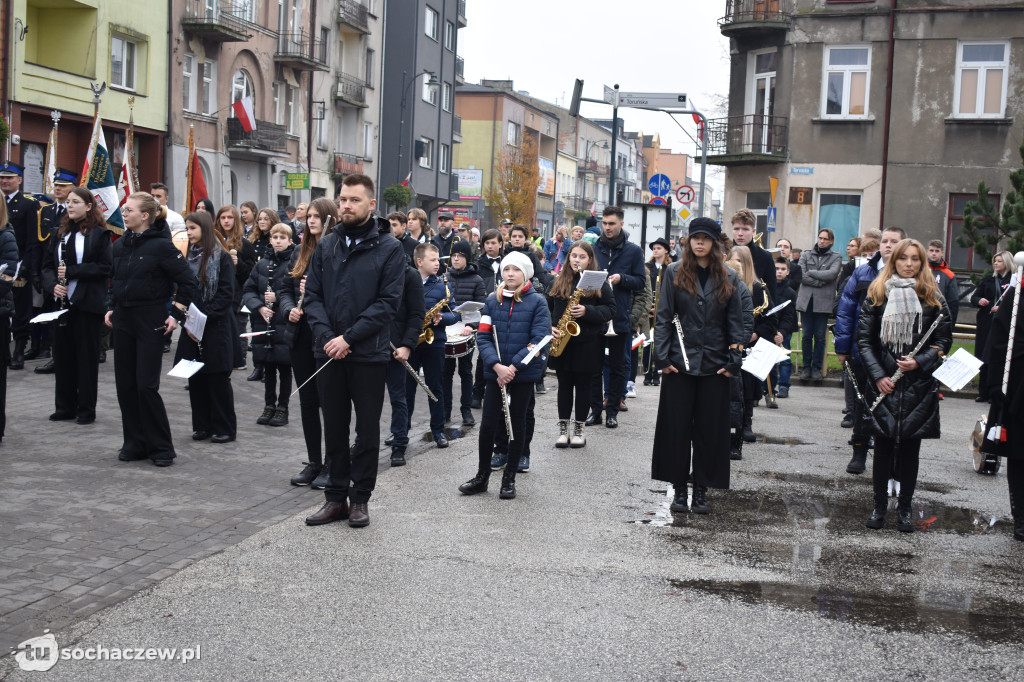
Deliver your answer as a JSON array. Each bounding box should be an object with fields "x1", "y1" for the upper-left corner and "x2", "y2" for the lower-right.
[
  {"x1": 391, "y1": 343, "x2": 438, "y2": 402},
  {"x1": 843, "y1": 360, "x2": 871, "y2": 411},
  {"x1": 672, "y1": 314, "x2": 690, "y2": 371},
  {"x1": 493, "y1": 338, "x2": 514, "y2": 441},
  {"x1": 870, "y1": 312, "x2": 945, "y2": 412}
]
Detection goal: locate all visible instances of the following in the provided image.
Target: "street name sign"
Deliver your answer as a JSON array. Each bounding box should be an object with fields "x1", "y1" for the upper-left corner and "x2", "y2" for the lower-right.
[{"x1": 617, "y1": 92, "x2": 688, "y2": 108}]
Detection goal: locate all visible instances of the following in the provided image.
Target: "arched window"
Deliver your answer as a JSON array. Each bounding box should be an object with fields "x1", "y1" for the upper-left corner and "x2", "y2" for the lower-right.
[{"x1": 230, "y1": 69, "x2": 254, "y2": 115}]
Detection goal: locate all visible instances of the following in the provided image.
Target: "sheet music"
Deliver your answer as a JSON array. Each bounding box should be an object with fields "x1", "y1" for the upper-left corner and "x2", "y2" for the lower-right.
[
  {"x1": 30, "y1": 309, "x2": 69, "y2": 324},
  {"x1": 184, "y1": 303, "x2": 207, "y2": 342},
  {"x1": 933, "y1": 348, "x2": 984, "y2": 392},
  {"x1": 765, "y1": 299, "x2": 791, "y2": 317},
  {"x1": 455, "y1": 300, "x2": 484, "y2": 324},
  {"x1": 522, "y1": 335, "x2": 552, "y2": 365},
  {"x1": 577, "y1": 270, "x2": 609, "y2": 291},
  {"x1": 741, "y1": 337, "x2": 791, "y2": 381},
  {"x1": 168, "y1": 359, "x2": 205, "y2": 379}
]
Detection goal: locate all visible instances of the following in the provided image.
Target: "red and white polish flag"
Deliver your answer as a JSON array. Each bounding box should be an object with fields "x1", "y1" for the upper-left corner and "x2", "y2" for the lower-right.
[{"x1": 232, "y1": 96, "x2": 256, "y2": 132}]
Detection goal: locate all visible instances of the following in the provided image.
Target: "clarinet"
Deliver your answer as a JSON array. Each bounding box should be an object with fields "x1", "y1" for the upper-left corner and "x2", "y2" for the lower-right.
[
  {"x1": 57, "y1": 234, "x2": 69, "y2": 327},
  {"x1": 870, "y1": 312, "x2": 945, "y2": 412},
  {"x1": 391, "y1": 342, "x2": 438, "y2": 402}
]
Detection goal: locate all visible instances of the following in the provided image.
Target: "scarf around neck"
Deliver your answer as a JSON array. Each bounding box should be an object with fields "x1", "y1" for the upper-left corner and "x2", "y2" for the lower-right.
[
  {"x1": 880, "y1": 276, "x2": 922, "y2": 354},
  {"x1": 814, "y1": 244, "x2": 832, "y2": 257},
  {"x1": 343, "y1": 214, "x2": 377, "y2": 241},
  {"x1": 188, "y1": 243, "x2": 222, "y2": 304},
  {"x1": 598, "y1": 230, "x2": 625, "y2": 251}
]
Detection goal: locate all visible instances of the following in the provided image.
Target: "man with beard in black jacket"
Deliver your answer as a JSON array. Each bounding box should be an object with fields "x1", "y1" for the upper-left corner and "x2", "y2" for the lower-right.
[
  {"x1": 431, "y1": 210, "x2": 460, "y2": 274},
  {"x1": 303, "y1": 174, "x2": 405, "y2": 528}
]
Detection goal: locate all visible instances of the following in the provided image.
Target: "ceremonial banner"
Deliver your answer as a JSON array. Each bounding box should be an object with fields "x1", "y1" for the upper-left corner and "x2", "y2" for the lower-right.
[{"x1": 81, "y1": 116, "x2": 124, "y2": 233}]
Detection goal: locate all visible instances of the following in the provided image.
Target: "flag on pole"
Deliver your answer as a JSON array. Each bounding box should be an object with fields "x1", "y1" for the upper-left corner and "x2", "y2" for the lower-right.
[
  {"x1": 43, "y1": 123, "x2": 58, "y2": 197},
  {"x1": 400, "y1": 171, "x2": 411, "y2": 187},
  {"x1": 232, "y1": 96, "x2": 256, "y2": 132},
  {"x1": 182, "y1": 126, "x2": 209, "y2": 214},
  {"x1": 692, "y1": 113, "x2": 704, "y2": 143},
  {"x1": 81, "y1": 115, "x2": 124, "y2": 234},
  {"x1": 117, "y1": 113, "x2": 138, "y2": 209}
]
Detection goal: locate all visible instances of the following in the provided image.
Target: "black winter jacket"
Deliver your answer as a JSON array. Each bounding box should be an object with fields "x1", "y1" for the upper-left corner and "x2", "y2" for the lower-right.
[
  {"x1": 431, "y1": 231, "x2": 460, "y2": 274},
  {"x1": 391, "y1": 267, "x2": 426, "y2": 351},
  {"x1": 0, "y1": 227, "x2": 19, "y2": 315},
  {"x1": 654, "y1": 263, "x2": 747, "y2": 376},
  {"x1": 856, "y1": 296, "x2": 952, "y2": 440},
  {"x1": 242, "y1": 244, "x2": 295, "y2": 365},
  {"x1": 750, "y1": 280, "x2": 777, "y2": 343},
  {"x1": 175, "y1": 249, "x2": 236, "y2": 373},
  {"x1": 986, "y1": 287, "x2": 1024, "y2": 460},
  {"x1": 231, "y1": 239, "x2": 257, "y2": 312},
  {"x1": 594, "y1": 233, "x2": 645, "y2": 333},
  {"x1": 107, "y1": 221, "x2": 195, "y2": 315},
  {"x1": 774, "y1": 280, "x2": 798, "y2": 337},
  {"x1": 304, "y1": 215, "x2": 405, "y2": 363},
  {"x1": 447, "y1": 263, "x2": 486, "y2": 326},
  {"x1": 250, "y1": 231, "x2": 273, "y2": 263}
]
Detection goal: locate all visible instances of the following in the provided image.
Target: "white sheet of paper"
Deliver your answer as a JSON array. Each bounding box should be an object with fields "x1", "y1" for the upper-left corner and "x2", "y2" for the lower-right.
[
  {"x1": 522, "y1": 335, "x2": 552, "y2": 365},
  {"x1": 741, "y1": 337, "x2": 791, "y2": 381},
  {"x1": 454, "y1": 300, "x2": 484, "y2": 324},
  {"x1": 240, "y1": 330, "x2": 272, "y2": 338},
  {"x1": 185, "y1": 303, "x2": 207, "y2": 342},
  {"x1": 30, "y1": 309, "x2": 69, "y2": 324},
  {"x1": 765, "y1": 299, "x2": 791, "y2": 317},
  {"x1": 577, "y1": 270, "x2": 609, "y2": 291},
  {"x1": 933, "y1": 347, "x2": 984, "y2": 392},
  {"x1": 168, "y1": 359, "x2": 205, "y2": 379}
]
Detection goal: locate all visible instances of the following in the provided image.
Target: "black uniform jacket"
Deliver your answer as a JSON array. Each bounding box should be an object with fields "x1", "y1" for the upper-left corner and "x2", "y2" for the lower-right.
[
  {"x1": 175, "y1": 249, "x2": 236, "y2": 373},
  {"x1": 41, "y1": 223, "x2": 113, "y2": 316},
  {"x1": 655, "y1": 263, "x2": 747, "y2": 376},
  {"x1": 857, "y1": 296, "x2": 952, "y2": 440},
  {"x1": 107, "y1": 221, "x2": 195, "y2": 315}
]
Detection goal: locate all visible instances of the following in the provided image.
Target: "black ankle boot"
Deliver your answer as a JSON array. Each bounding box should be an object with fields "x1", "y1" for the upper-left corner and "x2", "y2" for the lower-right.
[
  {"x1": 729, "y1": 432, "x2": 743, "y2": 460},
  {"x1": 1014, "y1": 520, "x2": 1024, "y2": 542},
  {"x1": 865, "y1": 502, "x2": 887, "y2": 529},
  {"x1": 669, "y1": 490, "x2": 689, "y2": 513},
  {"x1": 459, "y1": 472, "x2": 489, "y2": 495},
  {"x1": 896, "y1": 499, "x2": 914, "y2": 533},
  {"x1": 847, "y1": 444, "x2": 868, "y2": 475},
  {"x1": 499, "y1": 470, "x2": 516, "y2": 499},
  {"x1": 690, "y1": 485, "x2": 711, "y2": 514}
]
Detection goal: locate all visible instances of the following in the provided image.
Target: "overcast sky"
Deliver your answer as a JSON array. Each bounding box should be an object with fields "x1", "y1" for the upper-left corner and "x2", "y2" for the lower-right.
[{"x1": 459, "y1": 0, "x2": 732, "y2": 195}]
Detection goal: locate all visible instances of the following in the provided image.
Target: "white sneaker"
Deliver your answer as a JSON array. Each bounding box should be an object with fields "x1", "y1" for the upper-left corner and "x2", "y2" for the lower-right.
[{"x1": 626, "y1": 382, "x2": 637, "y2": 398}]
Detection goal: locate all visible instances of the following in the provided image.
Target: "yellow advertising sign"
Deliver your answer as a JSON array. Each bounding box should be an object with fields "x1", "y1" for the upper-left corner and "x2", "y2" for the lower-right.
[{"x1": 285, "y1": 173, "x2": 309, "y2": 190}]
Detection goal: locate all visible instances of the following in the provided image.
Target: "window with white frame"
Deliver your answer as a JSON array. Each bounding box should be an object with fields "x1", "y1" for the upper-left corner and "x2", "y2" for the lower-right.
[
  {"x1": 442, "y1": 82, "x2": 452, "y2": 112},
  {"x1": 955, "y1": 42, "x2": 1009, "y2": 118},
  {"x1": 419, "y1": 137, "x2": 434, "y2": 168},
  {"x1": 183, "y1": 54, "x2": 195, "y2": 112},
  {"x1": 273, "y1": 83, "x2": 284, "y2": 125},
  {"x1": 422, "y1": 79, "x2": 438, "y2": 105},
  {"x1": 111, "y1": 35, "x2": 137, "y2": 91},
  {"x1": 184, "y1": 54, "x2": 216, "y2": 115},
  {"x1": 425, "y1": 6, "x2": 439, "y2": 40},
  {"x1": 230, "y1": 69, "x2": 254, "y2": 115},
  {"x1": 822, "y1": 45, "x2": 870, "y2": 118},
  {"x1": 507, "y1": 121, "x2": 520, "y2": 146},
  {"x1": 316, "y1": 115, "x2": 328, "y2": 149},
  {"x1": 363, "y1": 122, "x2": 374, "y2": 159},
  {"x1": 440, "y1": 143, "x2": 450, "y2": 173},
  {"x1": 286, "y1": 86, "x2": 297, "y2": 134},
  {"x1": 201, "y1": 60, "x2": 215, "y2": 114},
  {"x1": 445, "y1": 21, "x2": 454, "y2": 50}
]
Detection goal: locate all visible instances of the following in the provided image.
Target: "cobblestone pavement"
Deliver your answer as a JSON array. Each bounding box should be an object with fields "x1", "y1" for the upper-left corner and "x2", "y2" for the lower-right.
[{"x1": 0, "y1": 339, "x2": 445, "y2": 654}]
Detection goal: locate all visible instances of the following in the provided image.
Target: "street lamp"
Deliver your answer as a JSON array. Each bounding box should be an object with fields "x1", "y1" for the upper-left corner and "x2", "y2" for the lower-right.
[{"x1": 398, "y1": 69, "x2": 440, "y2": 187}]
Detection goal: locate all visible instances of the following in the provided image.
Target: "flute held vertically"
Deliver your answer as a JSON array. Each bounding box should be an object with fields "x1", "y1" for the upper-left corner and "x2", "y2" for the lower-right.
[{"x1": 672, "y1": 314, "x2": 690, "y2": 372}]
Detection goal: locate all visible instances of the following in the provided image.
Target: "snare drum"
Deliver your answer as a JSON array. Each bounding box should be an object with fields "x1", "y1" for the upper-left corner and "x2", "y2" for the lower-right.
[
  {"x1": 445, "y1": 332, "x2": 476, "y2": 359},
  {"x1": 971, "y1": 417, "x2": 1002, "y2": 474}
]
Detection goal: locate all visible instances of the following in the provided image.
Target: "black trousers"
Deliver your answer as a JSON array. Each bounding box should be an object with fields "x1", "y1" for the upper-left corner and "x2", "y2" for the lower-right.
[
  {"x1": 477, "y1": 381, "x2": 533, "y2": 476},
  {"x1": 12, "y1": 283, "x2": 31, "y2": 343},
  {"x1": 317, "y1": 360, "x2": 387, "y2": 504},
  {"x1": 0, "y1": 313, "x2": 8, "y2": 438},
  {"x1": 872, "y1": 436, "x2": 921, "y2": 502},
  {"x1": 1007, "y1": 459, "x2": 1024, "y2": 523},
  {"x1": 189, "y1": 370, "x2": 236, "y2": 436},
  {"x1": 264, "y1": 362, "x2": 292, "y2": 408},
  {"x1": 443, "y1": 350, "x2": 474, "y2": 419},
  {"x1": 113, "y1": 304, "x2": 176, "y2": 461},
  {"x1": 848, "y1": 362, "x2": 873, "y2": 452},
  {"x1": 651, "y1": 372, "x2": 731, "y2": 490},
  {"x1": 291, "y1": 322, "x2": 323, "y2": 466},
  {"x1": 407, "y1": 344, "x2": 446, "y2": 435},
  {"x1": 53, "y1": 307, "x2": 102, "y2": 420},
  {"x1": 494, "y1": 389, "x2": 534, "y2": 457},
  {"x1": 591, "y1": 332, "x2": 627, "y2": 418},
  {"x1": 234, "y1": 311, "x2": 248, "y2": 368},
  {"x1": 741, "y1": 372, "x2": 760, "y2": 429},
  {"x1": 472, "y1": 351, "x2": 485, "y2": 400},
  {"x1": 556, "y1": 368, "x2": 591, "y2": 421}
]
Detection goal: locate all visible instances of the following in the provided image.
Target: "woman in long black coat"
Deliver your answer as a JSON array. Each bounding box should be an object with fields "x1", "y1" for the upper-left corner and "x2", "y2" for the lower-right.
[
  {"x1": 547, "y1": 240, "x2": 615, "y2": 449},
  {"x1": 857, "y1": 238, "x2": 952, "y2": 533},
  {"x1": 971, "y1": 250, "x2": 1016, "y2": 402},
  {"x1": 215, "y1": 204, "x2": 256, "y2": 373},
  {"x1": 41, "y1": 187, "x2": 112, "y2": 424},
  {"x1": 176, "y1": 211, "x2": 237, "y2": 443},
  {"x1": 651, "y1": 218, "x2": 746, "y2": 515},
  {"x1": 985, "y1": 259, "x2": 1024, "y2": 541}
]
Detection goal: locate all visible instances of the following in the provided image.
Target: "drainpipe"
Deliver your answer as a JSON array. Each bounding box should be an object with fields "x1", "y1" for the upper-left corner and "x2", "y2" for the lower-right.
[
  {"x1": 166, "y1": 0, "x2": 174, "y2": 187},
  {"x1": 879, "y1": 0, "x2": 896, "y2": 230},
  {"x1": 307, "y1": 0, "x2": 316, "y2": 203}
]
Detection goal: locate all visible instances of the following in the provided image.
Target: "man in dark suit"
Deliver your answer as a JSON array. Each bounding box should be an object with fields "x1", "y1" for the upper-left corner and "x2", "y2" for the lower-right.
[
  {"x1": 0, "y1": 162, "x2": 41, "y2": 369},
  {"x1": 32, "y1": 168, "x2": 78, "y2": 374}
]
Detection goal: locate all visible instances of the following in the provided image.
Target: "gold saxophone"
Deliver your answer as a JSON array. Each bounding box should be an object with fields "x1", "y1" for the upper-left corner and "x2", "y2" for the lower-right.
[
  {"x1": 753, "y1": 279, "x2": 770, "y2": 317},
  {"x1": 549, "y1": 282, "x2": 584, "y2": 358},
  {"x1": 417, "y1": 279, "x2": 451, "y2": 346}
]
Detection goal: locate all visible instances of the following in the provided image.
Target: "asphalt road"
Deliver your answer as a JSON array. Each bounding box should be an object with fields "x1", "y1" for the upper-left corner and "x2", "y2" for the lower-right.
[{"x1": 2, "y1": 352, "x2": 1022, "y2": 680}]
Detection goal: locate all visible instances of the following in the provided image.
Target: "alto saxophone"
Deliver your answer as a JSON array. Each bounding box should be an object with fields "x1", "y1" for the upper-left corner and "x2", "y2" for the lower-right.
[
  {"x1": 417, "y1": 278, "x2": 451, "y2": 346},
  {"x1": 549, "y1": 266, "x2": 584, "y2": 358}
]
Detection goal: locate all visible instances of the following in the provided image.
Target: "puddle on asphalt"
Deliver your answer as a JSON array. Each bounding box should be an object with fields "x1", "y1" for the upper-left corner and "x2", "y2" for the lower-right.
[{"x1": 667, "y1": 577, "x2": 1023, "y2": 644}]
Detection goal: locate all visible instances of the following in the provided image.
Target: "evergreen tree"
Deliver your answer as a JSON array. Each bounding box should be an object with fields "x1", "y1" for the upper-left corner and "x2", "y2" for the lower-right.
[{"x1": 958, "y1": 140, "x2": 1024, "y2": 278}]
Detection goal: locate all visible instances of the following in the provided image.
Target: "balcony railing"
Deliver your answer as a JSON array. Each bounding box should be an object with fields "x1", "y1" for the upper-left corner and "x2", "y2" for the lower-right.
[
  {"x1": 719, "y1": 0, "x2": 792, "y2": 35},
  {"x1": 457, "y1": 0, "x2": 467, "y2": 27},
  {"x1": 338, "y1": 0, "x2": 370, "y2": 33},
  {"x1": 227, "y1": 118, "x2": 288, "y2": 152},
  {"x1": 335, "y1": 73, "x2": 368, "y2": 107},
  {"x1": 275, "y1": 31, "x2": 329, "y2": 70},
  {"x1": 334, "y1": 152, "x2": 365, "y2": 176},
  {"x1": 581, "y1": 159, "x2": 609, "y2": 176},
  {"x1": 452, "y1": 115, "x2": 462, "y2": 140},
  {"x1": 182, "y1": 0, "x2": 252, "y2": 41},
  {"x1": 701, "y1": 114, "x2": 788, "y2": 165},
  {"x1": 455, "y1": 55, "x2": 465, "y2": 84}
]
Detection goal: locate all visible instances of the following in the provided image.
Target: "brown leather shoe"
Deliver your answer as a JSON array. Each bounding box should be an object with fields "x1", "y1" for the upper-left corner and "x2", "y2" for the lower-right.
[
  {"x1": 618, "y1": 400, "x2": 628, "y2": 412},
  {"x1": 305, "y1": 500, "x2": 349, "y2": 526},
  {"x1": 348, "y1": 501, "x2": 370, "y2": 528}
]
